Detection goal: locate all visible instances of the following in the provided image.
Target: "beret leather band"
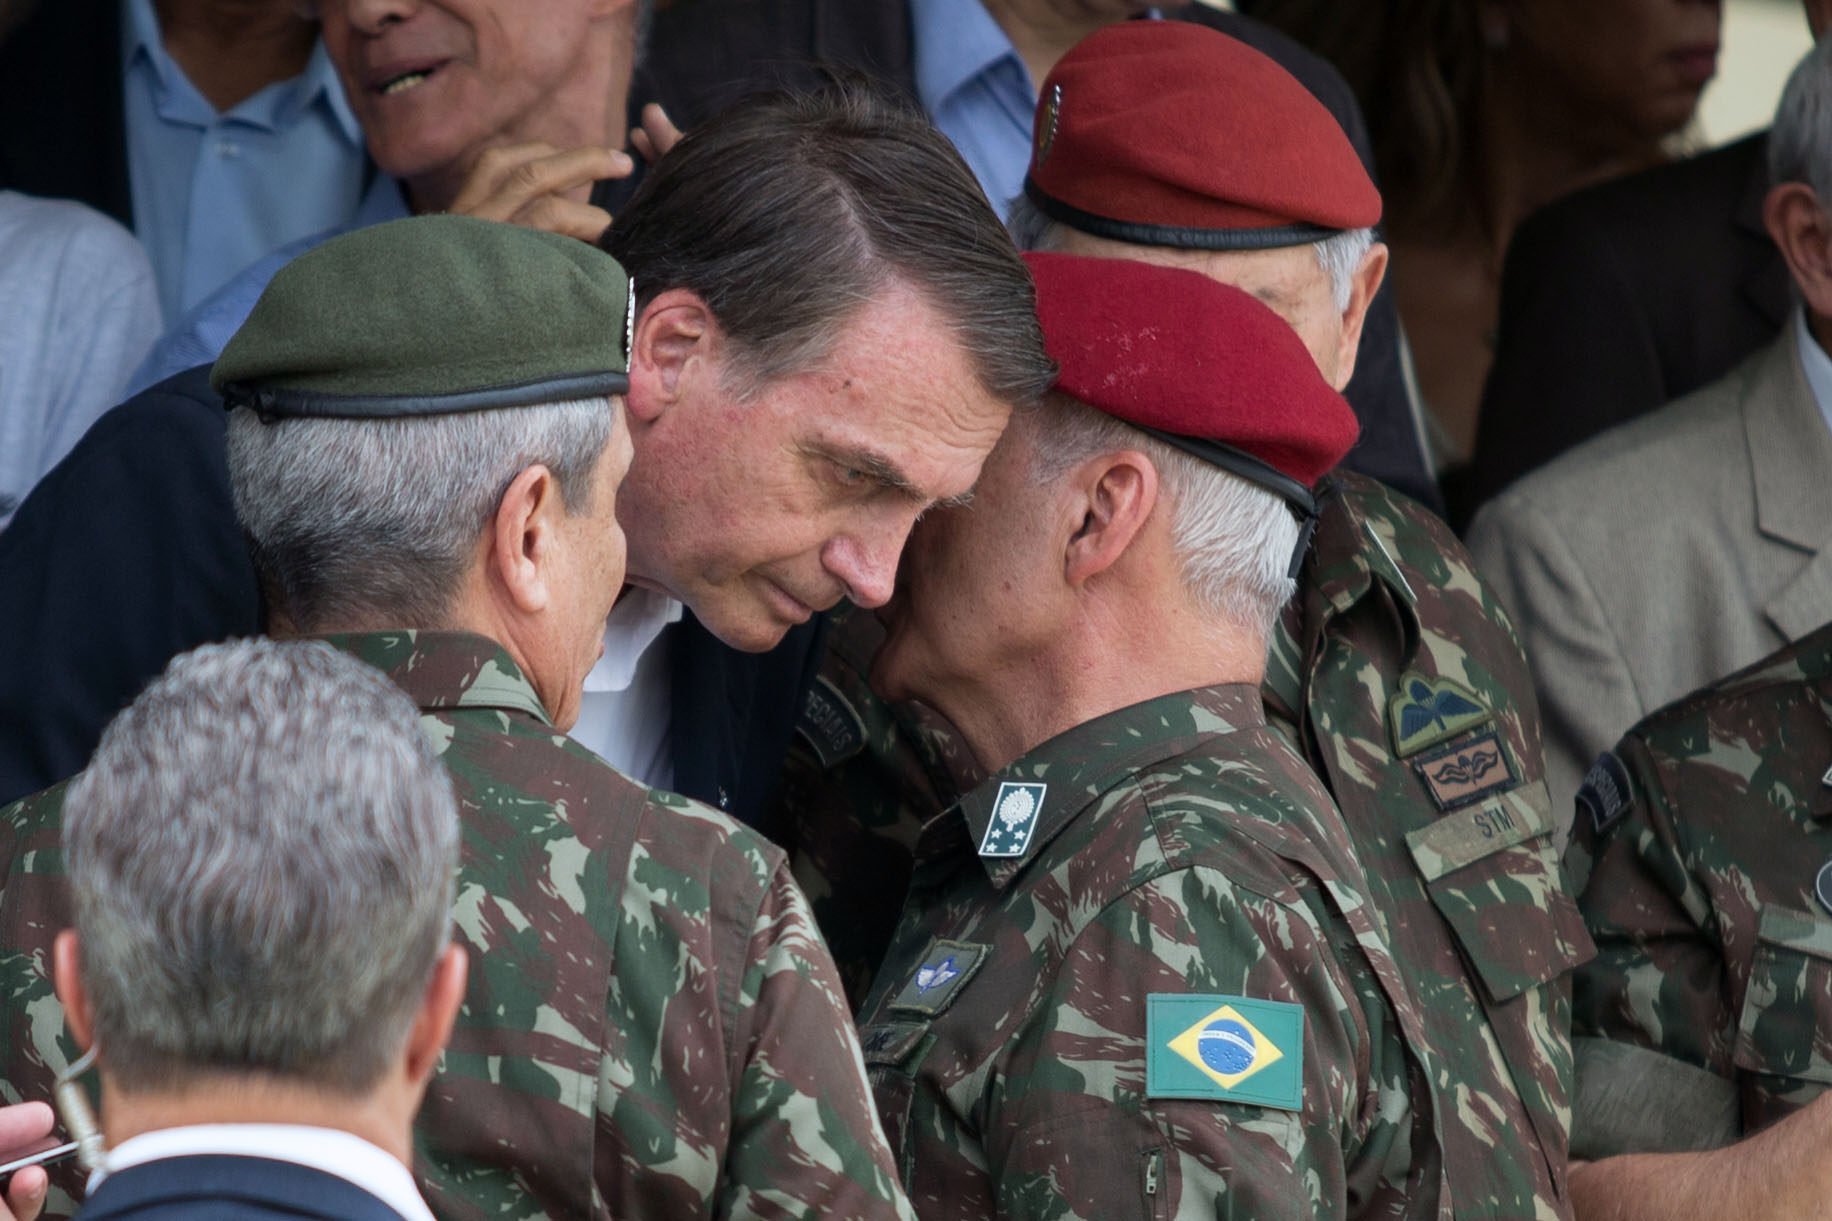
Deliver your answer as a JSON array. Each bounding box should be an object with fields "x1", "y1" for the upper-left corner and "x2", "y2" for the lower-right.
[
  {"x1": 220, "y1": 370, "x2": 632, "y2": 421},
  {"x1": 1134, "y1": 425, "x2": 1318, "y2": 516},
  {"x1": 1024, "y1": 178, "x2": 1340, "y2": 252}
]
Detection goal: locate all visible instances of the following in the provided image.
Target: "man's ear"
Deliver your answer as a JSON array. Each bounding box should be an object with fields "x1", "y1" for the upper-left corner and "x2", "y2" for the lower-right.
[
  {"x1": 1063, "y1": 451, "x2": 1160, "y2": 588},
  {"x1": 1766, "y1": 183, "x2": 1832, "y2": 320},
  {"x1": 488, "y1": 465, "x2": 564, "y2": 616},
  {"x1": 51, "y1": 930, "x2": 94, "y2": 1052},
  {"x1": 402, "y1": 944, "x2": 469, "y2": 1086},
  {"x1": 1332, "y1": 241, "x2": 1389, "y2": 392},
  {"x1": 628, "y1": 289, "x2": 717, "y2": 423}
]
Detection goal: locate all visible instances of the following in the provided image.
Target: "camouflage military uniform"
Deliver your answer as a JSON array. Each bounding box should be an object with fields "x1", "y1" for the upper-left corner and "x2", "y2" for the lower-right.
[
  {"x1": 787, "y1": 474, "x2": 1593, "y2": 1218},
  {"x1": 853, "y1": 683, "x2": 1451, "y2": 1220},
  {"x1": 1566, "y1": 621, "x2": 1832, "y2": 1157},
  {"x1": 0, "y1": 630, "x2": 914, "y2": 1221}
]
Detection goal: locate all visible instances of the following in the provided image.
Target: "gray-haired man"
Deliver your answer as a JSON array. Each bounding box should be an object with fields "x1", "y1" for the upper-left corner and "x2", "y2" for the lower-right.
[{"x1": 41, "y1": 638, "x2": 465, "y2": 1221}]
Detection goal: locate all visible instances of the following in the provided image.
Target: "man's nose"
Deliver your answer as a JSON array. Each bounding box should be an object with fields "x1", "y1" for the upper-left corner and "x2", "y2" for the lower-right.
[
  {"x1": 334, "y1": 0, "x2": 418, "y2": 35},
  {"x1": 822, "y1": 525, "x2": 905, "y2": 609}
]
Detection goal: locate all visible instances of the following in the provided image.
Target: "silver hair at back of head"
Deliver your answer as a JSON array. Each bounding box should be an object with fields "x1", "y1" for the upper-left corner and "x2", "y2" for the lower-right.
[
  {"x1": 1005, "y1": 194, "x2": 1372, "y2": 312},
  {"x1": 1771, "y1": 34, "x2": 1832, "y2": 202},
  {"x1": 63, "y1": 638, "x2": 460, "y2": 1095},
  {"x1": 1028, "y1": 396, "x2": 1298, "y2": 638},
  {"x1": 227, "y1": 398, "x2": 614, "y2": 631}
]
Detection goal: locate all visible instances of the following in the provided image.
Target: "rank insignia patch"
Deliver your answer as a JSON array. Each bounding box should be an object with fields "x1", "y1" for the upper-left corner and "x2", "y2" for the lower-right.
[
  {"x1": 979, "y1": 781, "x2": 1046, "y2": 858},
  {"x1": 888, "y1": 939, "x2": 988, "y2": 1016},
  {"x1": 1147, "y1": 994, "x2": 1303, "y2": 1111},
  {"x1": 1388, "y1": 674, "x2": 1491, "y2": 757},
  {"x1": 1412, "y1": 728, "x2": 1517, "y2": 812}
]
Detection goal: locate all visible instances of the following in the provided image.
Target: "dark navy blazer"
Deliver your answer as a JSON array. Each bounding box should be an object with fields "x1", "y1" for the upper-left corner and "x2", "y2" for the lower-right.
[{"x1": 76, "y1": 1155, "x2": 408, "y2": 1221}]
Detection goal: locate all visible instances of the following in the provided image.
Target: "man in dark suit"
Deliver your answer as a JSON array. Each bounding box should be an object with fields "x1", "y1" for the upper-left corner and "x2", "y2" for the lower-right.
[
  {"x1": 639, "y1": 0, "x2": 1441, "y2": 512},
  {"x1": 42, "y1": 639, "x2": 467, "y2": 1221},
  {"x1": 1466, "y1": 3, "x2": 1831, "y2": 511}
]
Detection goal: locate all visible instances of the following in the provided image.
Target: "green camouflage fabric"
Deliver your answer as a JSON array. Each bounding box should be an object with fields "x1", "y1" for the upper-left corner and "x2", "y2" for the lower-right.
[
  {"x1": 0, "y1": 630, "x2": 914, "y2": 1221},
  {"x1": 1262, "y1": 473, "x2": 1594, "y2": 1218},
  {"x1": 1566, "y1": 620, "x2": 1832, "y2": 1153},
  {"x1": 784, "y1": 474, "x2": 1592, "y2": 1217},
  {"x1": 854, "y1": 684, "x2": 1450, "y2": 1220}
]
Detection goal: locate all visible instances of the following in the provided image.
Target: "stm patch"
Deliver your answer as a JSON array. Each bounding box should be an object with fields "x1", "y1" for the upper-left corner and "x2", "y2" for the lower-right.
[
  {"x1": 979, "y1": 782, "x2": 1046, "y2": 858},
  {"x1": 888, "y1": 939, "x2": 988, "y2": 1016},
  {"x1": 1576, "y1": 751, "x2": 1635, "y2": 835},
  {"x1": 1411, "y1": 729, "x2": 1517, "y2": 812},
  {"x1": 794, "y1": 675, "x2": 866, "y2": 768},
  {"x1": 1388, "y1": 674, "x2": 1491, "y2": 757},
  {"x1": 1147, "y1": 994, "x2": 1303, "y2": 1111}
]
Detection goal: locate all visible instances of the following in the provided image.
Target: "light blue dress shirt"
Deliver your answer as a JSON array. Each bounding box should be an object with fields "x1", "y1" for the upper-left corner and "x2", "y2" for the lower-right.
[
  {"x1": 121, "y1": 0, "x2": 369, "y2": 321},
  {"x1": 908, "y1": 0, "x2": 1037, "y2": 219}
]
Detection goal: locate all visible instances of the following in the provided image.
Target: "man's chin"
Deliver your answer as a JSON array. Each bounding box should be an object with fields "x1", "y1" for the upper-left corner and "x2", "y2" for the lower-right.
[{"x1": 693, "y1": 604, "x2": 795, "y2": 654}]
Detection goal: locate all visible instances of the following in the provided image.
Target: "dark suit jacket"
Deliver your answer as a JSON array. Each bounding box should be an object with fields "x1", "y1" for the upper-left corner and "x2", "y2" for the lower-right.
[
  {"x1": 1467, "y1": 132, "x2": 1790, "y2": 510},
  {"x1": 642, "y1": 0, "x2": 1443, "y2": 513},
  {"x1": 0, "y1": 0, "x2": 132, "y2": 225},
  {"x1": 0, "y1": 367, "x2": 826, "y2": 833},
  {"x1": 77, "y1": 1155, "x2": 408, "y2": 1221}
]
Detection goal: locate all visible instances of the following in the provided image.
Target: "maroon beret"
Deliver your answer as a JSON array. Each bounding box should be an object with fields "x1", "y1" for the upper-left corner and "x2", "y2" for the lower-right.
[
  {"x1": 1026, "y1": 21, "x2": 1381, "y2": 250},
  {"x1": 1025, "y1": 251, "x2": 1358, "y2": 503}
]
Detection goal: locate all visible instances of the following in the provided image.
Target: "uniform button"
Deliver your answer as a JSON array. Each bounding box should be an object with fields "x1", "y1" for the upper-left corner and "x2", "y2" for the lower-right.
[{"x1": 215, "y1": 139, "x2": 241, "y2": 158}]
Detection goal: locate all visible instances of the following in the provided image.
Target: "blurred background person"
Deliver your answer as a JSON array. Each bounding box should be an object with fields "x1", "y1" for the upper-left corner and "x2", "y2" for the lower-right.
[
  {"x1": 0, "y1": 193, "x2": 159, "y2": 529},
  {"x1": 1244, "y1": 0, "x2": 1723, "y2": 508},
  {"x1": 1470, "y1": 0, "x2": 1829, "y2": 509},
  {"x1": 1467, "y1": 34, "x2": 1832, "y2": 826},
  {"x1": 50, "y1": 638, "x2": 465, "y2": 1221}
]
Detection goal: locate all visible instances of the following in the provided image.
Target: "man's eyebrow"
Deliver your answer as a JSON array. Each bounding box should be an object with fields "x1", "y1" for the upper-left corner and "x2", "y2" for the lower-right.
[{"x1": 827, "y1": 446, "x2": 926, "y2": 499}]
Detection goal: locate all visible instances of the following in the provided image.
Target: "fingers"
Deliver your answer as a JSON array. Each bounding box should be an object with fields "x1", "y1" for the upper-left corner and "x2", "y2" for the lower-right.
[
  {"x1": 448, "y1": 143, "x2": 630, "y2": 242},
  {"x1": 0, "y1": 1105, "x2": 50, "y2": 1151},
  {"x1": 630, "y1": 103, "x2": 684, "y2": 164},
  {"x1": 4, "y1": 1165, "x2": 46, "y2": 1221}
]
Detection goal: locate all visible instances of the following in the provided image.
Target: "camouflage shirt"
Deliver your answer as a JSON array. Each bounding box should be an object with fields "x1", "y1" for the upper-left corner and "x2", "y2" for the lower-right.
[
  {"x1": 0, "y1": 630, "x2": 914, "y2": 1221},
  {"x1": 786, "y1": 474, "x2": 1593, "y2": 1218},
  {"x1": 854, "y1": 684, "x2": 1450, "y2": 1221},
  {"x1": 1566, "y1": 621, "x2": 1832, "y2": 1156}
]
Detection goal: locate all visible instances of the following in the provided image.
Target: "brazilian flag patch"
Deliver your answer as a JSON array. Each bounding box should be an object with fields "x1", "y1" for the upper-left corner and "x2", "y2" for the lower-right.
[{"x1": 1146, "y1": 994, "x2": 1303, "y2": 1112}]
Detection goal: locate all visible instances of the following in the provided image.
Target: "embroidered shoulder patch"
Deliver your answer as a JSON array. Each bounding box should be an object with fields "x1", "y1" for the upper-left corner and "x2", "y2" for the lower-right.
[
  {"x1": 888, "y1": 939, "x2": 988, "y2": 1016},
  {"x1": 1388, "y1": 674, "x2": 1491, "y2": 757},
  {"x1": 794, "y1": 675, "x2": 866, "y2": 768},
  {"x1": 1146, "y1": 994, "x2": 1303, "y2": 1112},
  {"x1": 1411, "y1": 728, "x2": 1517, "y2": 812},
  {"x1": 978, "y1": 782, "x2": 1046, "y2": 858},
  {"x1": 1576, "y1": 750, "x2": 1635, "y2": 835}
]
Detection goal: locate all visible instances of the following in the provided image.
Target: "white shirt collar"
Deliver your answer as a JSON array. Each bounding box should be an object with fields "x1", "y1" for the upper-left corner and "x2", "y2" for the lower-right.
[
  {"x1": 584, "y1": 587, "x2": 684, "y2": 694},
  {"x1": 96, "y1": 1124, "x2": 434, "y2": 1221},
  {"x1": 1794, "y1": 307, "x2": 1832, "y2": 440}
]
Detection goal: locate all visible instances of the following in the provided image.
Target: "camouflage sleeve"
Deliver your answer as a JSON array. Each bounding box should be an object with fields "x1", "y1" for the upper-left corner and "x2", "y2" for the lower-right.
[
  {"x1": 1569, "y1": 738, "x2": 1742, "y2": 1157},
  {"x1": 722, "y1": 854, "x2": 917, "y2": 1221},
  {"x1": 982, "y1": 866, "x2": 1389, "y2": 1221}
]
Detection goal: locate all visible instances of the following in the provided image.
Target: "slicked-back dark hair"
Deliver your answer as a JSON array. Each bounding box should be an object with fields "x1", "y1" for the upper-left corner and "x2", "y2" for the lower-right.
[{"x1": 604, "y1": 77, "x2": 1055, "y2": 406}]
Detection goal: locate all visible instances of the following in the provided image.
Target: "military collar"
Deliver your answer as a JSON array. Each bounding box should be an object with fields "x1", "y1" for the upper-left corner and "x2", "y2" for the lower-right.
[
  {"x1": 1294, "y1": 475, "x2": 1423, "y2": 661},
  {"x1": 316, "y1": 630, "x2": 553, "y2": 726},
  {"x1": 953, "y1": 684, "x2": 1266, "y2": 888}
]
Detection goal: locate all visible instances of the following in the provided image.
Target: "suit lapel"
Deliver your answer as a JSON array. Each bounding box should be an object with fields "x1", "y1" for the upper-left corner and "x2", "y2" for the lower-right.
[{"x1": 1750, "y1": 318, "x2": 1832, "y2": 642}]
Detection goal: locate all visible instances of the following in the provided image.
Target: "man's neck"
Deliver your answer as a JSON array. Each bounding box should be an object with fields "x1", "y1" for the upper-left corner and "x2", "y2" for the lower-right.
[
  {"x1": 103, "y1": 1076, "x2": 414, "y2": 1166},
  {"x1": 939, "y1": 600, "x2": 1266, "y2": 774},
  {"x1": 153, "y1": 0, "x2": 317, "y2": 113}
]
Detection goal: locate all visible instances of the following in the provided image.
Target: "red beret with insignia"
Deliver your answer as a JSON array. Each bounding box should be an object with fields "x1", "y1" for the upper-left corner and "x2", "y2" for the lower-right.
[
  {"x1": 1024, "y1": 251, "x2": 1359, "y2": 502},
  {"x1": 1026, "y1": 21, "x2": 1381, "y2": 250}
]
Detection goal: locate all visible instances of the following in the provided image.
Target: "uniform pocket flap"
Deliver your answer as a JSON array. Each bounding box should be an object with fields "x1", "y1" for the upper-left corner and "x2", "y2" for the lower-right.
[{"x1": 1733, "y1": 905, "x2": 1832, "y2": 1087}]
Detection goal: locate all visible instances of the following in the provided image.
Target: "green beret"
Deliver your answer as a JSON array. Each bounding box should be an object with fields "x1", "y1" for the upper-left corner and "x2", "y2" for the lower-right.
[{"x1": 212, "y1": 215, "x2": 632, "y2": 418}]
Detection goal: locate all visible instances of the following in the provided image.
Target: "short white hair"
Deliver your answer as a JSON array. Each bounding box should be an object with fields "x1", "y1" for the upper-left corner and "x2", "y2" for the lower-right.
[
  {"x1": 228, "y1": 398, "x2": 615, "y2": 630},
  {"x1": 65, "y1": 638, "x2": 460, "y2": 1095},
  {"x1": 1006, "y1": 193, "x2": 1372, "y2": 311},
  {"x1": 1027, "y1": 395, "x2": 1298, "y2": 639},
  {"x1": 1771, "y1": 34, "x2": 1832, "y2": 202}
]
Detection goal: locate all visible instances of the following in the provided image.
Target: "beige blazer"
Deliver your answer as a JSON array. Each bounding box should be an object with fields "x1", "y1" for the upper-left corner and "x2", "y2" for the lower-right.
[{"x1": 1468, "y1": 316, "x2": 1832, "y2": 819}]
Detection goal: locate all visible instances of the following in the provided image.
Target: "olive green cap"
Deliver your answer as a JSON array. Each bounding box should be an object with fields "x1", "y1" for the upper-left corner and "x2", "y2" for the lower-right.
[{"x1": 212, "y1": 214, "x2": 633, "y2": 419}]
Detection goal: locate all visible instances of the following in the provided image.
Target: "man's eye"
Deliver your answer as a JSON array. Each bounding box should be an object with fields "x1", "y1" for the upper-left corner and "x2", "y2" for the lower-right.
[{"x1": 834, "y1": 464, "x2": 866, "y2": 485}]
